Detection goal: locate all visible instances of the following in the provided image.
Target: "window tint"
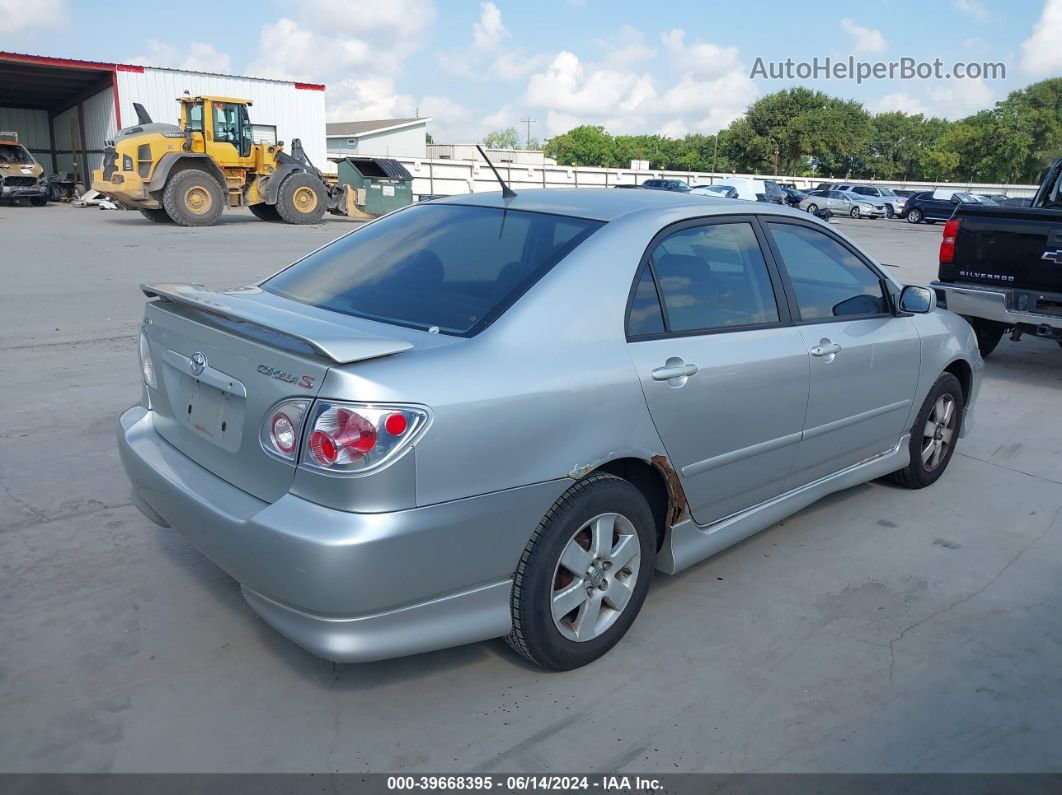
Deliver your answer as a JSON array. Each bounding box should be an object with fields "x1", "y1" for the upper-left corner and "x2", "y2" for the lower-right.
[
  {"x1": 627, "y1": 264, "x2": 665, "y2": 336},
  {"x1": 648, "y1": 222, "x2": 779, "y2": 332},
  {"x1": 767, "y1": 223, "x2": 887, "y2": 320},
  {"x1": 265, "y1": 205, "x2": 602, "y2": 335},
  {"x1": 853, "y1": 186, "x2": 872, "y2": 195}
]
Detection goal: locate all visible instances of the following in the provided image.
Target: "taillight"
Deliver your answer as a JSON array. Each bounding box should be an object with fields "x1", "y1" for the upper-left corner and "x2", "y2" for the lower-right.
[
  {"x1": 301, "y1": 401, "x2": 428, "y2": 474},
  {"x1": 940, "y1": 218, "x2": 960, "y2": 264},
  {"x1": 260, "y1": 398, "x2": 310, "y2": 461},
  {"x1": 139, "y1": 330, "x2": 157, "y2": 389}
]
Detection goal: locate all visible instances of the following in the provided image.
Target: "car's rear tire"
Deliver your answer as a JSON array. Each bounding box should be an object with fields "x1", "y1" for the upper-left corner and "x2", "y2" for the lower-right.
[
  {"x1": 138, "y1": 208, "x2": 172, "y2": 223},
  {"x1": 276, "y1": 172, "x2": 327, "y2": 224},
  {"x1": 249, "y1": 202, "x2": 281, "y2": 221},
  {"x1": 889, "y1": 373, "x2": 964, "y2": 489},
  {"x1": 162, "y1": 169, "x2": 224, "y2": 226},
  {"x1": 965, "y1": 317, "x2": 1005, "y2": 358},
  {"x1": 906, "y1": 208, "x2": 923, "y2": 223},
  {"x1": 507, "y1": 473, "x2": 657, "y2": 671}
]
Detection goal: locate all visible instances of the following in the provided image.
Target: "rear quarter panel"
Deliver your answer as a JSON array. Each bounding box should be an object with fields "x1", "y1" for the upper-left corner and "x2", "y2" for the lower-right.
[{"x1": 318, "y1": 209, "x2": 688, "y2": 508}]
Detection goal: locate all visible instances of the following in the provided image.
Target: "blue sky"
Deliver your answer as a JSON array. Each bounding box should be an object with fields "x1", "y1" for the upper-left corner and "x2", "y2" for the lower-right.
[{"x1": 2, "y1": 0, "x2": 1059, "y2": 142}]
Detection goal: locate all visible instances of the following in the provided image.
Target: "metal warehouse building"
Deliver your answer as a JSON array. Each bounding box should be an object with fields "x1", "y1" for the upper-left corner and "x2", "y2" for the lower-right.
[{"x1": 0, "y1": 52, "x2": 328, "y2": 186}]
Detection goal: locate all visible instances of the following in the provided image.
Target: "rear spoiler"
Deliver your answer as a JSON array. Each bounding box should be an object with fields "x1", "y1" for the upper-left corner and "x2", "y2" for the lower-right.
[{"x1": 141, "y1": 282, "x2": 413, "y2": 364}]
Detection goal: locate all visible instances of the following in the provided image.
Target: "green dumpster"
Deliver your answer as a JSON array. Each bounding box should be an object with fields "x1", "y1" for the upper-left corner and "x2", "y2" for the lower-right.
[{"x1": 334, "y1": 156, "x2": 414, "y2": 216}]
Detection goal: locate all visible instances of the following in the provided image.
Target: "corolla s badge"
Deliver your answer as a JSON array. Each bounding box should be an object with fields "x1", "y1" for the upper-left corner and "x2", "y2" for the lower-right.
[
  {"x1": 258, "y1": 364, "x2": 315, "y2": 389},
  {"x1": 190, "y1": 351, "x2": 207, "y2": 376}
]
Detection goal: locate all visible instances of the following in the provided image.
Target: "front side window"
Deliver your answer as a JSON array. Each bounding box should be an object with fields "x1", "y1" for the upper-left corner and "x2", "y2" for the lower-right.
[
  {"x1": 767, "y1": 223, "x2": 887, "y2": 320},
  {"x1": 265, "y1": 204, "x2": 602, "y2": 336},
  {"x1": 212, "y1": 102, "x2": 240, "y2": 146},
  {"x1": 638, "y1": 222, "x2": 780, "y2": 334}
]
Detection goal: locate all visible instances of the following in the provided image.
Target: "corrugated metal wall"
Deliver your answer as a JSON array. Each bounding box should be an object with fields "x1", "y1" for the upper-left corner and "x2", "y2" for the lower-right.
[
  {"x1": 116, "y1": 68, "x2": 327, "y2": 168},
  {"x1": 0, "y1": 107, "x2": 50, "y2": 151},
  {"x1": 50, "y1": 105, "x2": 82, "y2": 177},
  {"x1": 82, "y1": 87, "x2": 117, "y2": 150}
]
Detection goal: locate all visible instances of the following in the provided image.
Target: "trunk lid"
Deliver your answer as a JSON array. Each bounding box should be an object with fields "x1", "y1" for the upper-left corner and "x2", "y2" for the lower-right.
[
  {"x1": 141, "y1": 283, "x2": 413, "y2": 502},
  {"x1": 945, "y1": 205, "x2": 1062, "y2": 293}
]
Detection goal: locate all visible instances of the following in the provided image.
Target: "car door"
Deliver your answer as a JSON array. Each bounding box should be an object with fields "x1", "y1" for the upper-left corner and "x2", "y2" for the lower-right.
[
  {"x1": 762, "y1": 219, "x2": 920, "y2": 487},
  {"x1": 828, "y1": 191, "x2": 851, "y2": 213},
  {"x1": 625, "y1": 217, "x2": 811, "y2": 525}
]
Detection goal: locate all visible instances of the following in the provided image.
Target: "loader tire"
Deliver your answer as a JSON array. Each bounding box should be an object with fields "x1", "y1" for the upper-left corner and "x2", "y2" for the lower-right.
[
  {"x1": 276, "y1": 172, "x2": 327, "y2": 225},
  {"x1": 162, "y1": 169, "x2": 224, "y2": 226},
  {"x1": 249, "y1": 202, "x2": 281, "y2": 221}
]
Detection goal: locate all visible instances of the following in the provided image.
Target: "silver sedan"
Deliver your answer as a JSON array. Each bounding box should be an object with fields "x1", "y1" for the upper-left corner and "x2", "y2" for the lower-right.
[
  {"x1": 118, "y1": 189, "x2": 982, "y2": 670},
  {"x1": 801, "y1": 189, "x2": 886, "y2": 218}
]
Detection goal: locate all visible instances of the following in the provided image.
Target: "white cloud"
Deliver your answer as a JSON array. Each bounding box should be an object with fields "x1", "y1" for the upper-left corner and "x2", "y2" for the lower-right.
[
  {"x1": 954, "y1": 0, "x2": 989, "y2": 19},
  {"x1": 840, "y1": 18, "x2": 887, "y2": 55},
  {"x1": 870, "y1": 92, "x2": 931, "y2": 116},
  {"x1": 927, "y1": 77, "x2": 995, "y2": 118},
  {"x1": 1020, "y1": 0, "x2": 1062, "y2": 75},
  {"x1": 526, "y1": 51, "x2": 657, "y2": 123},
  {"x1": 0, "y1": 0, "x2": 67, "y2": 33},
  {"x1": 326, "y1": 76, "x2": 416, "y2": 121},
  {"x1": 473, "y1": 2, "x2": 508, "y2": 49},
  {"x1": 598, "y1": 26, "x2": 656, "y2": 67},
  {"x1": 661, "y1": 28, "x2": 742, "y2": 79},
  {"x1": 131, "y1": 40, "x2": 233, "y2": 73}
]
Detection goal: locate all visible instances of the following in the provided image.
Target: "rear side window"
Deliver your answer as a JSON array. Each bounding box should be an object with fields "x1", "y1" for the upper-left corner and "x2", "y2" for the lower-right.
[
  {"x1": 635, "y1": 222, "x2": 780, "y2": 334},
  {"x1": 265, "y1": 205, "x2": 602, "y2": 336},
  {"x1": 767, "y1": 223, "x2": 887, "y2": 320},
  {"x1": 627, "y1": 264, "x2": 665, "y2": 336}
]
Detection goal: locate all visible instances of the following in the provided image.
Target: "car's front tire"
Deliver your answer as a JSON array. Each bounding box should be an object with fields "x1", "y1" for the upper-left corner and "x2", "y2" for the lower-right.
[
  {"x1": 889, "y1": 373, "x2": 964, "y2": 489},
  {"x1": 507, "y1": 473, "x2": 656, "y2": 671}
]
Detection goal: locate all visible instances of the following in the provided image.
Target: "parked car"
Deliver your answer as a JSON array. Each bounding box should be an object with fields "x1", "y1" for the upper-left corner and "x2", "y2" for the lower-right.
[
  {"x1": 1002, "y1": 196, "x2": 1034, "y2": 207},
  {"x1": 782, "y1": 187, "x2": 806, "y2": 207},
  {"x1": 892, "y1": 189, "x2": 919, "y2": 198},
  {"x1": 932, "y1": 156, "x2": 1062, "y2": 357},
  {"x1": 722, "y1": 176, "x2": 786, "y2": 204},
  {"x1": 690, "y1": 184, "x2": 739, "y2": 199},
  {"x1": 834, "y1": 184, "x2": 907, "y2": 218},
  {"x1": 976, "y1": 193, "x2": 1009, "y2": 204},
  {"x1": 118, "y1": 190, "x2": 981, "y2": 670},
  {"x1": 905, "y1": 189, "x2": 982, "y2": 224},
  {"x1": 801, "y1": 189, "x2": 883, "y2": 218},
  {"x1": 642, "y1": 179, "x2": 690, "y2": 192},
  {"x1": 0, "y1": 131, "x2": 48, "y2": 206}
]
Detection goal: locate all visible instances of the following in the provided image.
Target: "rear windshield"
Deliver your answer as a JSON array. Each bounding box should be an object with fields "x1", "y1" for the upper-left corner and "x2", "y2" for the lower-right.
[{"x1": 264, "y1": 204, "x2": 602, "y2": 336}]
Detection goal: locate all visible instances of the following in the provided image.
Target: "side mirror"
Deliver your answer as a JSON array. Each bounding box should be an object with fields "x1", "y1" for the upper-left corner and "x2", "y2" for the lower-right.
[{"x1": 899, "y1": 285, "x2": 936, "y2": 314}]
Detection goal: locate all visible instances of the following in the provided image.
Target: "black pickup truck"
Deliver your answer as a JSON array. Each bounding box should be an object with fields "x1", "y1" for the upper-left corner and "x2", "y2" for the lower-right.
[{"x1": 932, "y1": 157, "x2": 1062, "y2": 357}]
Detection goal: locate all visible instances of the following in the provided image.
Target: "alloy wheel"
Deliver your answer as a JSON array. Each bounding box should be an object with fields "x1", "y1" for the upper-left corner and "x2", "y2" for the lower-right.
[
  {"x1": 550, "y1": 512, "x2": 641, "y2": 642},
  {"x1": 922, "y1": 394, "x2": 957, "y2": 471}
]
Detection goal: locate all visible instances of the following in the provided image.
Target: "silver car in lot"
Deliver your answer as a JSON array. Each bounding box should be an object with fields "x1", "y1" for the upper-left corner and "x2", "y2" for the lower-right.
[
  {"x1": 118, "y1": 189, "x2": 982, "y2": 670},
  {"x1": 800, "y1": 189, "x2": 885, "y2": 219}
]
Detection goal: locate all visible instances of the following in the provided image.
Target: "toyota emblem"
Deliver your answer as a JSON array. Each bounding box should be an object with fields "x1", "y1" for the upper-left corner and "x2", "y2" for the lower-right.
[{"x1": 190, "y1": 351, "x2": 207, "y2": 376}]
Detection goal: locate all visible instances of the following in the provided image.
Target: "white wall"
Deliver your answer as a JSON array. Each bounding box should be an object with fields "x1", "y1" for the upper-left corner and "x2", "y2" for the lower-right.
[
  {"x1": 327, "y1": 124, "x2": 427, "y2": 159},
  {"x1": 0, "y1": 107, "x2": 50, "y2": 151},
  {"x1": 116, "y1": 67, "x2": 328, "y2": 168},
  {"x1": 393, "y1": 157, "x2": 1041, "y2": 199}
]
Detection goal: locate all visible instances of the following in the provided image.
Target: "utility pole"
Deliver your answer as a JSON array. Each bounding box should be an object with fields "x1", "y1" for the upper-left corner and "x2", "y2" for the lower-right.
[{"x1": 520, "y1": 115, "x2": 536, "y2": 149}]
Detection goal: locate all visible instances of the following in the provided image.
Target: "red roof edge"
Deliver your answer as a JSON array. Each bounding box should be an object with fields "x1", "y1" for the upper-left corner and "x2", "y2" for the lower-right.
[
  {"x1": 294, "y1": 82, "x2": 326, "y2": 91},
  {"x1": 0, "y1": 51, "x2": 120, "y2": 71}
]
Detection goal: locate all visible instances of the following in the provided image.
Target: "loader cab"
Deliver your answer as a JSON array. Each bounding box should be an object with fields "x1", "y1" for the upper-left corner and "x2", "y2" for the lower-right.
[{"x1": 181, "y1": 96, "x2": 255, "y2": 166}]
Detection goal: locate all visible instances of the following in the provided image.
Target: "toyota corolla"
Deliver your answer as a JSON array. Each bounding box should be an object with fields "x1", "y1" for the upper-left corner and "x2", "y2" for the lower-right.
[{"x1": 118, "y1": 189, "x2": 981, "y2": 670}]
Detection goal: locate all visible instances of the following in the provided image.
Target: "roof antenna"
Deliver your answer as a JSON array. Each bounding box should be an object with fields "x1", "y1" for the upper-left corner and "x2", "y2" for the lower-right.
[{"x1": 476, "y1": 145, "x2": 516, "y2": 198}]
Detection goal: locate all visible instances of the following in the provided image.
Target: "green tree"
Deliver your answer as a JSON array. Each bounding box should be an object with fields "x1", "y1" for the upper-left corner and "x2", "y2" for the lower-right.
[
  {"x1": 482, "y1": 128, "x2": 520, "y2": 149},
  {"x1": 544, "y1": 125, "x2": 617, "y2": 166},
  {"x1": 719, "y1": 88, "x2": 872, "y2": 175}
]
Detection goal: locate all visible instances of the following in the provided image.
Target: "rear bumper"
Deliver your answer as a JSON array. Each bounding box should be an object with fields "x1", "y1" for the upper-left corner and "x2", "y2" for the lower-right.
[
  {"x1": 932, "y1": 282, "x2": 1062, "y2": 332},
  {"x1": 117, "y1": 405, "x2": 567, "y2": 662}
]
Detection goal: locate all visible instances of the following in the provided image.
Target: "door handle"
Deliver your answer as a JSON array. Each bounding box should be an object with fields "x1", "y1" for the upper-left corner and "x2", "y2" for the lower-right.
[
  {"x1": 810, "y1": 340, "x2": 842, "y2": 357},
  {"x1": 652, "y1": 362, "x2": 699, "y2": 381}
]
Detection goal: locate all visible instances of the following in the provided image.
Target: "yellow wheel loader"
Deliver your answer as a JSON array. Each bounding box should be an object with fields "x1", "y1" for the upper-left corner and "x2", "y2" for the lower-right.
[{"x1": 91, "y1": 96, "x2": 353, "y2": 226}]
